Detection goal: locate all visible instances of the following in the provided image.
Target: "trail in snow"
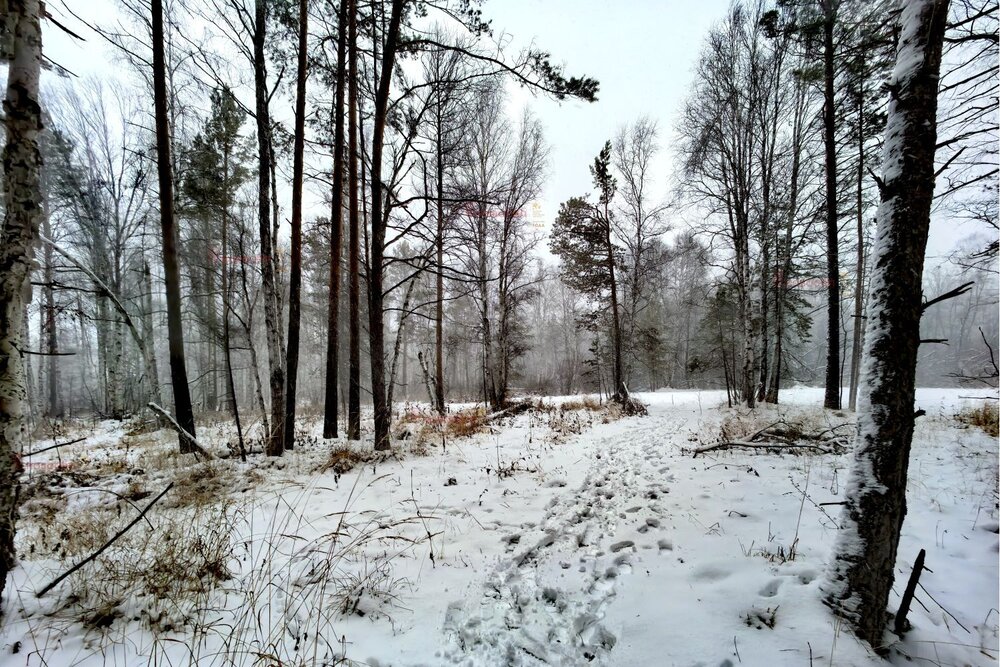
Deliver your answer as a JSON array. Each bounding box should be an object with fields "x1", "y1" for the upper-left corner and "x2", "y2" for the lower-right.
[{"x1": 442, "y1": 415, "x2": 685, "y2": 665}]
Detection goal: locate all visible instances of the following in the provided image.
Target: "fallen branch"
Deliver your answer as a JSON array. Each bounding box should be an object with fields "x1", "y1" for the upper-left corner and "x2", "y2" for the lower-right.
[
  {"x1": 22, "y1": 436, "x2": 87, "y2": 457},
  {"x1": 692, "y1": 440, "x2": 842, "y2": 458},
  {"x1": 147, "y1": 402, "x2": 214, "y2": 459},
  {"x1": 36, "y1": 482, "x2": 174, "y2": 597}
]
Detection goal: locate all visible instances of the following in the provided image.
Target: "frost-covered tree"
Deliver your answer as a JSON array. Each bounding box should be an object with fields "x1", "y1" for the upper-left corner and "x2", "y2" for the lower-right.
[
  {"x1": 0, "y1": 0, "x2": 43, "y2": 605},
  {"x1": 822, "y1": 0, "x2": 952, "y2": 647}
]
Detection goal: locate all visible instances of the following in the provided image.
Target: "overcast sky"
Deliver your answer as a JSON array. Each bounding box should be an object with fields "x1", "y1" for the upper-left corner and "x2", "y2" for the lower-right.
[{"x1": 40, "y1": 0, "x2": 977, "y2": 265}]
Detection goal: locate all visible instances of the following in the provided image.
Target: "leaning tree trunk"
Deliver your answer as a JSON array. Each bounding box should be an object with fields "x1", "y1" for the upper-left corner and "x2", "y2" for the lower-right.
[
  {"x1": 822, "y1": 0, "x2": 950, "y2": 648},
  {"x1": 0, "y1": 0, "x2": 42, "y2": 605},
  {"x1": 152, "y1": 0, "x2": 197, "y2": 452}
]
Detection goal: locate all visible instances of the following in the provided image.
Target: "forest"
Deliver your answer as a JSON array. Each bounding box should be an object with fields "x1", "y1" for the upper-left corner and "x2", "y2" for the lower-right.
[{"x1": 0, "y1": 0, "x2": 996, "y2": 665}]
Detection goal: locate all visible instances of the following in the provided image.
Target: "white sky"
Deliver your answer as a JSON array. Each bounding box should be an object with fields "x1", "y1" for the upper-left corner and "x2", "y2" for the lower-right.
[{"x1": 39, "y1": 0, "x2": 980, "y2": 265}]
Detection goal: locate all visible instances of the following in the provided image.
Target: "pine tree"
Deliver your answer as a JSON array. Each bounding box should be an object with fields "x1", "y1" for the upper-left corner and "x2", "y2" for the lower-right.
[{"x1": 550, "y1": 141, "x2": 628, "y2": 404}]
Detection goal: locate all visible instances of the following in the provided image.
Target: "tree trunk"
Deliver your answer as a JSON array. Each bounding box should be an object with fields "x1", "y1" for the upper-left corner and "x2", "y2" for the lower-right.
[
  {"x1": 822, "y1": 0, "x2": 842, "y2": 410},
  {"x1": 41, "y1": 182, "x2": 59, "y2": 417},
  {"x1": 281, "y1": 0, "x2": 308, "y2": 453},
  {"x1": 323, "y1": 0, "x2": 349, "y2": 439},
  {"x1": 849, "y1": 91, "x2": 867, "y2": 411},
  {"x1": 221, "y1": 143, "x2": 245, "y2": 460},
  {"x1": 367, "y1": 0, "x2": 406, "y2": 451},
  {"x1": 254, "y1": 0, "x2": 286, "y2": 456},
  {"x1": 435, "y1": 102, "x2": 446, "y2": 415},
  {"x1": 347, "y1": 0, "x2": 362, "y2": 441},
  {"x1": 0, "y1": 0, "x2": 42, "y2": 604},
  {"x1": 141, "y1": 256, "x2": 162, "y2": 407},
  {"x1": 823, "y1": 0, "x2": 949, "y2": 647},
  {"x1": 153, "y1": 0, "x2": 197, "y2": 452},
  {"x1": 605, "y1": 207, "x2": 625, "y2": 402}
]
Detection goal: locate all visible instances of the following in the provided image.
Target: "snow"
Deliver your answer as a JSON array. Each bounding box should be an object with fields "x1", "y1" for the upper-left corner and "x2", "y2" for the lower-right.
[{"x1": 1, "y1": 387, "x2": 997, "y2": 666}]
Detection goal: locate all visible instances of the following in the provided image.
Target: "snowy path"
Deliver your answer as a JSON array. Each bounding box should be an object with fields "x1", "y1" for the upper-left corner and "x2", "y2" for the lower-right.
[
  {"x1": 442, "y1": 414, "x2": 686, "y2": 665},
  {"x1": 434, "y1": 389, "x2": 998, "y2": 667}
]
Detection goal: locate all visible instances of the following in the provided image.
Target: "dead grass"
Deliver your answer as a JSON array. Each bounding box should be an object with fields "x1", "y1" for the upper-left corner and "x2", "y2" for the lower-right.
[
  {"x1": 957, "y1": 401, "x2": 999, "y2": 438},
  {"x1": 322, "y1": 444, "x2": 375, "y2": 480},
  {"x1": 164, "y1": 460, "x2": 236, "y2": 509},
  {"x1": 558, "y1": 396, "x2": 603, "y2": 411}
]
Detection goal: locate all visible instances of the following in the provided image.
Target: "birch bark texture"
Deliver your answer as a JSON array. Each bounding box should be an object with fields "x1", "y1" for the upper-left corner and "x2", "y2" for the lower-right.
[{"x1": 0, "y1": 0, "x2": 42, "y2": 603}]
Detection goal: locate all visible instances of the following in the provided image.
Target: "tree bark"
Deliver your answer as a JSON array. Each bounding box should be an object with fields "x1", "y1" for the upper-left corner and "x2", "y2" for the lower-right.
[
  {"x1": 323, "y1": 0, "x2": 349, "y2": 440},
  {"x1": 220, "y1": 141, "x2": 245, "y2": 460},
  {"x1": 0, "y1": 0, "x2": 42, "y2": 605},
  {"x1": 605, "y1": 207, "x2": 625, "y2": 402},
  {"x1": 822, "y1": 0, "x2": 950, "y2": 647},
  {"x1": 822, "y1": 0, "x2": 842, "y2": 410},
  {"x1": 153, "y1": 0, "x2": 197, "y2": 452},
  {"x1": 367, "y1": 0, "x2": 406, "y2": 451},
  {"x1": 281, "y1": 0, "x2": 308, "y2": 453},
  {"x1": 435, "y1": 97, "x2": 446, "y2": 415},
  {"x1": 849, "y1": 90, "x2": 867, "y2": 411},
  {"x1": 254, "y1": 0, "x2": 286, "y2": 456},
  {"x1": 347, "y1": 0, "x2": 361, "y2": 441}
]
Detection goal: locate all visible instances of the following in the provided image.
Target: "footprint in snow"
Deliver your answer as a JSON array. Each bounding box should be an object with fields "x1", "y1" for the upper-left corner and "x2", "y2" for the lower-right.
[
  {"x1": 759, "y1": 579, "x2": 782, "y2": 598},
  {"x1": 610, "y1": 540, "x2": 635, "y2": 553}
]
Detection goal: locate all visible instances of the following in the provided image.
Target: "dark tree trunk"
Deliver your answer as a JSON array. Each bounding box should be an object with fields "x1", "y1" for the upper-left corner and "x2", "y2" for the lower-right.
[
  {"x1": 347, "y1": 0, "x2": 361, "y2": 440},
  {"x1": 323, "y1": 0, "x2": 349, "y2": 440},
  {"x1": 849, "y1": 91, "x2": 867, "y2": 411},
  {"x1": 605, "y1": 207, "x2": 625, "y2": 402},
  {"x1": 281, "y1": 0, "x2": 308, "y2": 453},
  {"x1": 823, "y1": 0, "x2": 950, "y2": 647},
  {"x1": 41, "y1": 176, "x2": 59, "y2": 417},
  {"x1": 822, "y1": 0, "x2": 842, "y2": 410},
  {"x1": 221, "y1": 144, "x2": 245, "y2": 461},
  {"x1": 367, "y1": 0, "x2": 406, "y2": 451},
  {"x1": 152, "y1": 0, "x2": 197, "y2": 452},
  {"x1": 435, "y1": 105, "x2": 446, "y2": 415}
]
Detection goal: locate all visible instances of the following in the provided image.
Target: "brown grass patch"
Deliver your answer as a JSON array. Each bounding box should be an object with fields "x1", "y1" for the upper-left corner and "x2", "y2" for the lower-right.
[{"x1": 957, "y1": 401, "x2": 999, "y2": 437}]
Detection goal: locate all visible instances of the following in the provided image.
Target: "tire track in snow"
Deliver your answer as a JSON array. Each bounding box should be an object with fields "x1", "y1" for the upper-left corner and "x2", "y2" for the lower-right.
[{"x1": 442, "y1": 415, "x2": 685, "y2": 665}]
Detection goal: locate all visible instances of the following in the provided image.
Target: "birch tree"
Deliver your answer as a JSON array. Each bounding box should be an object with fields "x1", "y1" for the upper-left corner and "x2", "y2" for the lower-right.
[{"x1": 0, "y1": 0, "x2": 42, "y2": 604}]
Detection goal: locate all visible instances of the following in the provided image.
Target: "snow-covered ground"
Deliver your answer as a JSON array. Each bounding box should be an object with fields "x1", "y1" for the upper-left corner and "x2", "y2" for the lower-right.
[{"x1": 1, "y1": 387, "x2": 996, "y2": 666}]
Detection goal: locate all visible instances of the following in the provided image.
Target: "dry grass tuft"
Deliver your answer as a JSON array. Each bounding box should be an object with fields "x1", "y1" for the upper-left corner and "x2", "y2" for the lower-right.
[
  {"x1": 446, "y1": 407, "x2": 488, "y2": 438},
  {"x1": 957, "y1": 401, "x2": 999, "y2": 438},
  {"x1": 323, "y1": 444, "x2": 370, "y2": 477},
  {"x1": 164, "y1": 461, "x2": 234, "y2": 508},
  {"x1": 558, "y1": 396, "x2": 603, "y2": 411}
]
